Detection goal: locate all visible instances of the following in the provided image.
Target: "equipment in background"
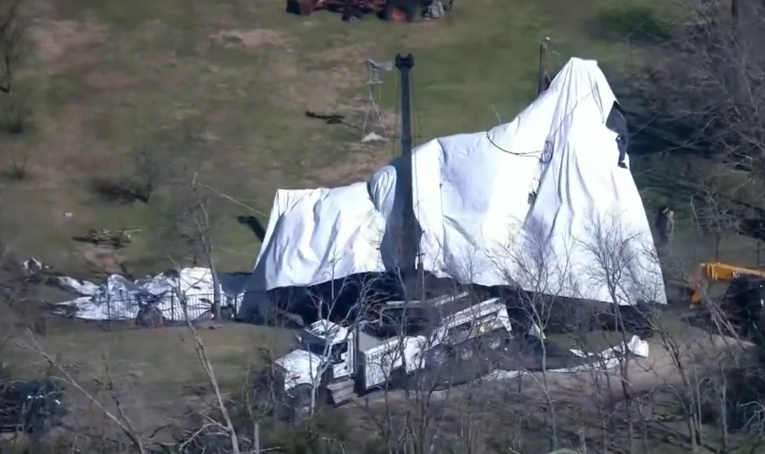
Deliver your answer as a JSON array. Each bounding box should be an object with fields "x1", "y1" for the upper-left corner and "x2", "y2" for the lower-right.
[
  {"x1": 286, "y1": 0, "x2": 453, "y2": 23},
  {"x1": 689, "y1": 262, "x2": 765, "y2": 305},
  {"x1": 361, "y1": 59, "x2": 392, "y2": 142},
  {"x1": 688, "y1": 262, "x2": 765, "y2": 343}
]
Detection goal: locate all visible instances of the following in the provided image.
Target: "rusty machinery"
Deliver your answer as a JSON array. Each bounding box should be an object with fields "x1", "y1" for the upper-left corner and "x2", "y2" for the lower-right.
[{"x1": 286, "y1": 0, "x2": 454, "y2": 22}]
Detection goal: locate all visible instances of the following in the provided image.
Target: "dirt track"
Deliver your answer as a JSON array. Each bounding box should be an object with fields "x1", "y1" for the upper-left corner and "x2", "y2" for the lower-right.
[{"x1": 348, "y1": 329, "x2": 748, "y2": 411}]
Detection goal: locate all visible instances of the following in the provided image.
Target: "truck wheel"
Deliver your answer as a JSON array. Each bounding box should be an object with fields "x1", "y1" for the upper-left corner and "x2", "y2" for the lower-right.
[
  {"x1": 456, "y1": 342, "x2": 474, "y2": 361},
  {"x1": 485, "y1": 331, "x2": 506, "y2": 351},
  {"x1": 426, "y1": 346, "x2": 450, "y2": 369}
]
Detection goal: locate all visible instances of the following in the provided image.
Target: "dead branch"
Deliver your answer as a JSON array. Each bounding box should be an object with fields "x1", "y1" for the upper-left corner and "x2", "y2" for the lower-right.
[
  {"x1": 177, "y1": 289, "x2": 241, "y2": 454},
  {"x1": 0, "y1": 0, "x2": 25, "y2": 95}
]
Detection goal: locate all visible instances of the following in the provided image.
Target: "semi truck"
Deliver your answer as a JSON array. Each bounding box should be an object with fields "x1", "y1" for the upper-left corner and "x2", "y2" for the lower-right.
[{"x1": 273, "y1": 291, "x2": 513, "y2": 417}]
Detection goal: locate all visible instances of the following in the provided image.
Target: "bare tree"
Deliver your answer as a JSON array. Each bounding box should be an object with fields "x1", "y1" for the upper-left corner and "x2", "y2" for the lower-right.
[
  {"x1": 689, "y1": 179, "x2": 741, "y2": 262},
  {"x1": 294, "y1": 258, "x2": 379, "y2": 420},
  {"x1": 0, "y1": 0, "x2": 24, "y2": 96},
  {"x1": 129, "y1": 145, "x2": 164, "y2": 204},
  {"x1": 502, "y1": 222, "x2": 576, "y2": 452},
  {"x1": 629, "y1": 0, "x2": 765, "y2": 245},
  {"x1": 168, "y1": 174, "x2": 224, "y2": 320}
]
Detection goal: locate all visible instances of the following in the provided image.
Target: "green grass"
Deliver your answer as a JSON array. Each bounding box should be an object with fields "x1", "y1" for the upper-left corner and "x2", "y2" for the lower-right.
[
  {"x1": 0, "y1": 0, "x2": 673, "y2": 277},
  {"x1": 1, "y1": 322, "x2": 295, "y2": 440},
  {"x1": 4, "y1": 324, "x2": 294, "y2": 386}
]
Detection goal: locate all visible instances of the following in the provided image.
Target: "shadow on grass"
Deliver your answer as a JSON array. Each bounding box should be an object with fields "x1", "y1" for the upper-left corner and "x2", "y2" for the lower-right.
[{"x1": 89, "y1": 178, "x2": 149, "y2": 205}]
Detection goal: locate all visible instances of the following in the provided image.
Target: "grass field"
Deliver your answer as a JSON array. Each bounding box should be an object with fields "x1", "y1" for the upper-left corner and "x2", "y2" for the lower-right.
[{"x1": 0, "y1": 0, "x2": 679, "y2": 280}]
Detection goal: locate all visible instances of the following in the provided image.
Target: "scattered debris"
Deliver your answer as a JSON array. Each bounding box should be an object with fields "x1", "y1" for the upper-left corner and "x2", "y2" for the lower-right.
[
  {"x1": 72, "y1": 228, "x2": 140, "y2": 249},
  {"x1": 23, "y1": 258, "x2": 50, "y2": 274},
  {"x1": 53, "y1": 267, "x2": 256, "y2": 322},
  {"x1": 361, "y1": 132, "x2": 385, "y2": 142},
  {"x1": 82, "y1": 244, "x2": 130, "y2": 277},
  {"x1": 424, "y1": 0, "x2": 445, "y2": 19}
]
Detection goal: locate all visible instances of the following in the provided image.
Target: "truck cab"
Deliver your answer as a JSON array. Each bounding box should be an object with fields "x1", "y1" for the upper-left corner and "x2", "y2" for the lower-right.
[{"x1": 275, "y1": 320, "x2": 354, "y2": 390}]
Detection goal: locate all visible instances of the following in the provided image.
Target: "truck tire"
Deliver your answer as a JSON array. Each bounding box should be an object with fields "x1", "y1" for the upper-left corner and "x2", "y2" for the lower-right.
[
  {"x1": 484, "y1": 330, "x2": 506, "y2": 351},
  {"x1": 426, "y1": 345, "x2": 450, "y2": 369},
  {"x1": 456, "y1": 341, "x2": 474, "y2": 361},
  {"x1": 384, "y1": 0, "x2": 418, "y2": 23}
]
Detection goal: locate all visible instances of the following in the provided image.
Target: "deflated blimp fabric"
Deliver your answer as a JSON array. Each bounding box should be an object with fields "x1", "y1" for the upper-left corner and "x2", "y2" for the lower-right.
[
  {"x1": 253, "y1": 184, "x2": 386, "y2": 287},
  {"x1": 253, "y1": 57, "x2": 666, "y2": 305},
  {"x1": 519, "y1": 60, "x2": 666, "y2": 304}
]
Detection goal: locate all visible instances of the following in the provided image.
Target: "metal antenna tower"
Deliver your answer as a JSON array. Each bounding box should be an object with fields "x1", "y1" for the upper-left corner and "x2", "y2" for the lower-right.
[{"x1": 361, "y1": 58, "x2": 392, "y2": 141}]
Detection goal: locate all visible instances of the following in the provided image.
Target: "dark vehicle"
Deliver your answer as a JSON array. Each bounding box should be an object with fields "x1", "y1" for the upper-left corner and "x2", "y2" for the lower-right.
[
  {"x1": 719, "y1": 276, "x2": 765, "y2": 344},
  {"x1": 0, "y1": 379, "x2": 66, "y2": 436}
]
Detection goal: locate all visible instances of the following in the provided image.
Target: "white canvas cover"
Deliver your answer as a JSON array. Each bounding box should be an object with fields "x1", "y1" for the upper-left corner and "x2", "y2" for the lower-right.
[{"x1": 253, "y1": 57, "x2": 666, "y2": 305}]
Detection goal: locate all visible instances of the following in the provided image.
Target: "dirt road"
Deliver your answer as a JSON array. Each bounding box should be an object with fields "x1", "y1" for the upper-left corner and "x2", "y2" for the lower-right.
[{"x1": 349, "y1": 328, "x2": 748, "y2": 411}]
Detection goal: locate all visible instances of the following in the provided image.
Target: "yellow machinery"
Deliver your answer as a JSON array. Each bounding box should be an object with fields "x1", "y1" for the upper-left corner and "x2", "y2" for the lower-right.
[
  {"x1": 688, "y1": 262, "x2": 765, "y2": 343},
  {"x1": 690, "y1": 262, "x2": 765, "y2": 304}
]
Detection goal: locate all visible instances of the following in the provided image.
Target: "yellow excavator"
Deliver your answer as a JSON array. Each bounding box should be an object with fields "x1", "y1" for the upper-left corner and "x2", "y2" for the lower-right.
[
  {"x1": 690, "y1": 262, "x2": 765, "y2": 304},
  {"x1": 689, "y1": 262, "x2": 765, "y2": 343}
]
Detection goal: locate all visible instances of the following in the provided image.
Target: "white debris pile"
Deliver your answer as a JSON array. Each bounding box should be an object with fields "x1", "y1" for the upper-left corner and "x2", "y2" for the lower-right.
[
  {"x1": 55, "y1": 267, "x2": 241, "y2": 321},
  {"x1": 489, "y1": 335, "x2": 649, "y2": 381}
]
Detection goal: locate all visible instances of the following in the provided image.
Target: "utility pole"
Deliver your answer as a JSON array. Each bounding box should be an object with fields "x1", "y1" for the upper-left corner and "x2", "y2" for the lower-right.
[{"x1": 395, "y1": 53, "x2": 420, "y2": 302}]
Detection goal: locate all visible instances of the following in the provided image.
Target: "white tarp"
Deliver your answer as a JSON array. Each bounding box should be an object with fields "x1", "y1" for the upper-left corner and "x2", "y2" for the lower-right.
[
  {"x1": 55, "y1": 268, "x2": 250, "y2": 321},
  {"x1": 253, "y1": 57, "x2": 666, "y2": 305}
]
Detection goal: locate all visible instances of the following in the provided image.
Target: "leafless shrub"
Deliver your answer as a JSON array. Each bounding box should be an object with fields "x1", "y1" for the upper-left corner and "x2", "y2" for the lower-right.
[
  {"x1": 4, "y1": 147, "x2": 29, "y2": 180},
  {"x1": 128, "y1": 143, "x2": 175, "y2": 204},
  {"x1": 689, "y1": 181, "x2": 741, "y2": 261},
  {"x1": 628, "y1": 0, "x2": 765, "y2": 235},
  {"x1": 0, "y1": 0, "x2": 30, "y2": 139}
]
